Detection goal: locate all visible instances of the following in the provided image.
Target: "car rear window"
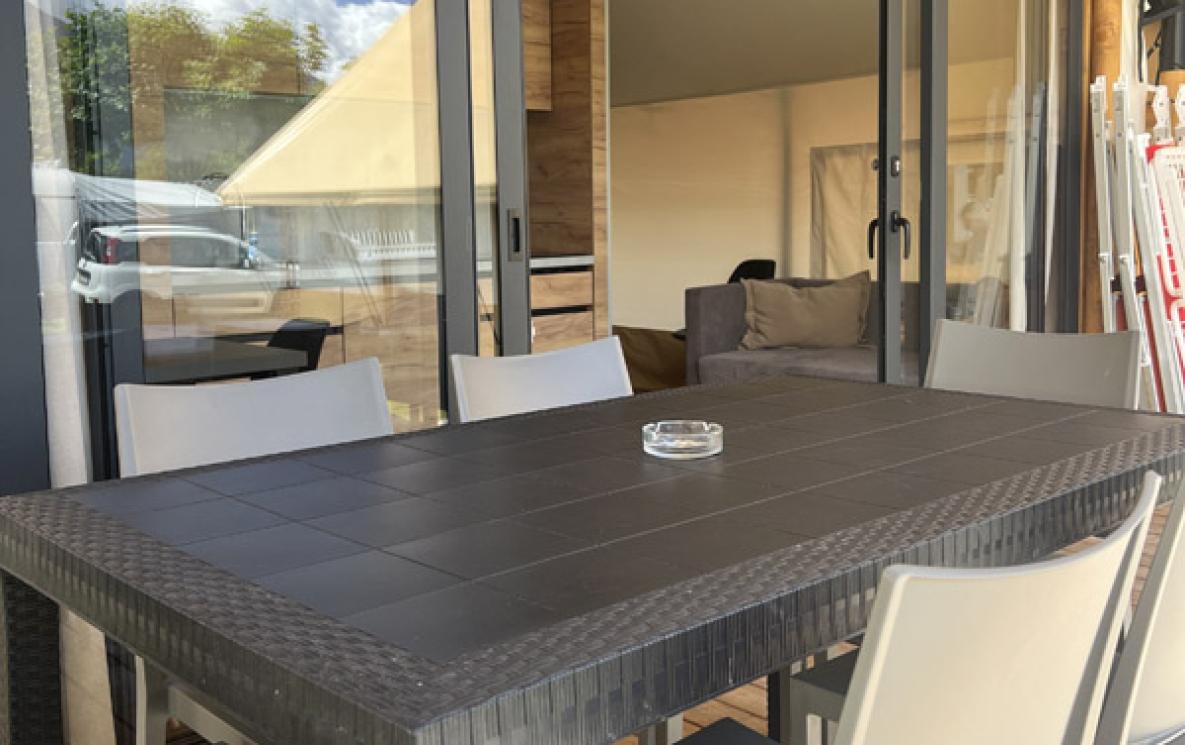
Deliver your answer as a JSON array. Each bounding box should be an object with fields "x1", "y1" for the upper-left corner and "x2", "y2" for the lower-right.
[{"x1": 84, "y1": 232, "x2": 138, "y2": 263}]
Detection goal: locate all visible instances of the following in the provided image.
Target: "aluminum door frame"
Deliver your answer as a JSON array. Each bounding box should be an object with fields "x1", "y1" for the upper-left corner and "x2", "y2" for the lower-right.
[
  {"x1": 877, "y1": 0, "x2": 947, "y2": 385},
  {"x1": 491, "y1": 0, "x2": 532, "y2": 355}
]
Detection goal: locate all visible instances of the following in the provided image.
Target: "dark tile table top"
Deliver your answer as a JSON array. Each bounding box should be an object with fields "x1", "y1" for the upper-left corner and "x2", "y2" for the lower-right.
[{"x1": 3, "y1": 375, "x2": 1184, "y2": 745}]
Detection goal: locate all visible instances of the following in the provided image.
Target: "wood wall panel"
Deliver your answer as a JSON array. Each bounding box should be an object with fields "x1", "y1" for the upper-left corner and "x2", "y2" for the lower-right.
[
  {"x1": 589, "y1": 0, "x2": 608, "y2": 336},
  {"x1": 526, "y1": 0, "x2": 607, "y2": 340},
  {"x1": 171, "y1": 288, "x2": 341, "y2": 337},
  {"x1": 523, "y1": 0, "x2": 553, "y2": 111}
]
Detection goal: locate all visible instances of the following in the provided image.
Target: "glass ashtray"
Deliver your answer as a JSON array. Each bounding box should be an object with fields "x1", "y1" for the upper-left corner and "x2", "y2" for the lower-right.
[{"x1": 642, "y1": 420, "x2": 724, "y2": 460}]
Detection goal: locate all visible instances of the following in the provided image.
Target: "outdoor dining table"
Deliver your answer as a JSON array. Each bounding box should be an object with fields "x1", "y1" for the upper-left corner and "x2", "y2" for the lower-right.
[{"x1": 0, "y1": 375, "x2": 1182, "y2": 745}]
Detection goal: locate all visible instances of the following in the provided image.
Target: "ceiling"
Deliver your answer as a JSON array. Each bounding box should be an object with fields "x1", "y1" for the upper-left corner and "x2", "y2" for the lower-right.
[{"x1": 609, "y1": 0, "x2": 1021, "y2": 107}]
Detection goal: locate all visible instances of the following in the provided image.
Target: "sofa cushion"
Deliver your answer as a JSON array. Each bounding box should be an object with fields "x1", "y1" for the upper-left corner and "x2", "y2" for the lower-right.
[
  {"x1": 739, "y1": 272, "x2": 871, "y2": 351},
  {"x1": 698, "y1": 345, "x2": 919, "y2": 386}
]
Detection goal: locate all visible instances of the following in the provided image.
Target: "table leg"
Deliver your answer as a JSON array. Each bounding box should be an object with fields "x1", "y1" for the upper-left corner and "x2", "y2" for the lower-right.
[
  {"x1": 768, "y1": 659, "x2": 811, "y2": 744},
  {"x1": 0, "y1": 572, "x2": 64, "y2": 744},
  {"x1": 767, "y1": 674, "x2": 780, "y2": 742}
]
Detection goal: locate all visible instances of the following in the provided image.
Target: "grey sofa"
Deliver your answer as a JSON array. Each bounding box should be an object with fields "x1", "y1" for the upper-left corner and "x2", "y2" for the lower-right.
[{"x1": 684, "y1": 277, "x2": 977, "y2": 386}]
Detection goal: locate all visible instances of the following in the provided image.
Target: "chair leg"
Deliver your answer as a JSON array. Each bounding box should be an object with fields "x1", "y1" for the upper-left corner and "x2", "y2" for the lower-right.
[
  {"x1": 134, "y1": 657, "x2": 168, "y2": 745},
  {"x1": 639, "y1": 715, "x2": 683, "y2": 745},
  {"x1": 784, "y1": 686, "x2": 812, "y2": 745}
]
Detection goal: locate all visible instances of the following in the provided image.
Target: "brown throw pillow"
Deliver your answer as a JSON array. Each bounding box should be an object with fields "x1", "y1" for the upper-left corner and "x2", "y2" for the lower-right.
[{"x1": 739, "y1": 272, "x2": 871, "y2": 350}]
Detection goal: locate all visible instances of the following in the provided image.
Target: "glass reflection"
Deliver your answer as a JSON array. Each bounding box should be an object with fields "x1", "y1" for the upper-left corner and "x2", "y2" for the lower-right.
[{"x1": 26, "y1": 0, "x2": 450, "y2": 488}]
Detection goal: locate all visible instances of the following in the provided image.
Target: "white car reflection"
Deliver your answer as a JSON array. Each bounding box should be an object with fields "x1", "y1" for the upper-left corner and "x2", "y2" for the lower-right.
[
  {"x1": 70, "y1": 224, "x2": 278, "y2": 305},
  {"x1": 70, "y1": 225, "x2": 442, "y2": 307}
]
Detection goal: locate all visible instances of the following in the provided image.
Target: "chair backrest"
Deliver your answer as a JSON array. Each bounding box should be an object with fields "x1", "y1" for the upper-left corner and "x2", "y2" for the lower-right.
[
  {"x1": 268, "y1": 318, "x2": 331, "y2": 372},
  {"x1": 1097, "y1": 480, "x2": 1185, "y2": 745},
  {"x1": 450, "y1": 337, "x2": 632, "y2": 423},
  {"x1": 925, "y1": 319, "x2": 1140, "y2": 409},
  {"x1": 833, "y1": 471, "x2": 1162, "y2": 745},
  {"x1": 727, "y1": 259, "x2": 776, "y2": 284},
  {"x1": 115, "y1": 357, "x2": 393, "y2": 476}
]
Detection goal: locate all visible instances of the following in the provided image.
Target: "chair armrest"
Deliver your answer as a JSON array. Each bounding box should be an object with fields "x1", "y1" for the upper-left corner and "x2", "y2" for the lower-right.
[{"x1": 684, "y1": 283, "x2": 748, "y2": 384}]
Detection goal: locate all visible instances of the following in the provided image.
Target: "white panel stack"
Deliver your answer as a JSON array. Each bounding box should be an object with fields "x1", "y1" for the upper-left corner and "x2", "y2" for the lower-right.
[{"x1": 1090, "y1": 77, "x2": 1185, "y2": 413}]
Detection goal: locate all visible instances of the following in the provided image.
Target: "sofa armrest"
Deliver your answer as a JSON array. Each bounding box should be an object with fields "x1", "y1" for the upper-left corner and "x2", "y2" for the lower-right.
[{"x1": 684, "y1": 283, "x2": 748, "y2": 384}]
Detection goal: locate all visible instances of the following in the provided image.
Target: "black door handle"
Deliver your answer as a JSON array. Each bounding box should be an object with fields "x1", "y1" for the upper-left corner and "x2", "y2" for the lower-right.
[
  {"x1": 892, "y1": 212, "x2": 912, "y2": 260},
  {"x1": 867, "y1": 218, "x2": 879, "y2": 260},
  {"x1": 507, "y1": 208, "x2": 524, "y2": 262}
]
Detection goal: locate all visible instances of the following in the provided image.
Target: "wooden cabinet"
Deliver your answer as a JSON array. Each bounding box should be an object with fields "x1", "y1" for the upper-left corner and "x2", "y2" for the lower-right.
[
  {"x1": 534, "y1": 311, "x2": 594, "y2": 353},
  {"x1": 531, "y1": 271, "x2": 593, "y2": 309},
  {"x1": 530, "y1": 267, "x2": 594, "y2": 352}
]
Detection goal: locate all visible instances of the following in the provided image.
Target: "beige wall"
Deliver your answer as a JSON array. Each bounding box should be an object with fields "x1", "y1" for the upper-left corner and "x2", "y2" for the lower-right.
[
  {"x1": 609, "y1": 57, "x2": 1017, "y2": 330},
  {"x1": 609, "y1": 89, "x2": 788, "y2": 330}
]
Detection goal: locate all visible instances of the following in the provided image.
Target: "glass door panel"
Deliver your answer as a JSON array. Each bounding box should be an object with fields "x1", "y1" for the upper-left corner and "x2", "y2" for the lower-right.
[
  {"x1": 799, "y1": 1, "x2": 883, "y2": 383},
  {"x1": 891, "y1": 0, "x2": 947, "y2": 383},
  {"x1": 23, "y1": 0, "x2": 469, "y2": 477},
  {"x1": 878, "y1": 0, "x2": 910, "y2": 385},
  {"x1": 897, "y1": 0, "x2": 925, "y2": 385},
  {"x1": 471, "y1": 0, "x2": 531, "y2": 358},
  {"x1": 943, "y1": 0, "x2": 1054, "y2": 334},
  {"x1": 470, "y1": 0, "x2": 501, "y2": 357}
]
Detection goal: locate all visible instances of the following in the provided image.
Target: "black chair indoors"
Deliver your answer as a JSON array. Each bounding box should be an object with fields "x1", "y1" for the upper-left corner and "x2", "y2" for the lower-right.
[
  {"x1": 726, "y1": 258, "x2": 777, "y2": 284},
  {"x1": 252, "y1": 318, "x2": 330, "y2": 379},
  {"x1": 674, "y1": 259, "x2": 777, "y2": 340}
]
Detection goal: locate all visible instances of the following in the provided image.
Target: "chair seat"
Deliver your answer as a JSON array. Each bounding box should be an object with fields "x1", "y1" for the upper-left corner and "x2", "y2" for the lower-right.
[
  {"x1": 793, "y1": 649, "x2": 860, "y2": 697},
  {"x1": 680, "y1": 718, "x2": 777, "y2": 745},
  {"x1": 780, "y1": 651, "x2": 857, "y2": 740}
]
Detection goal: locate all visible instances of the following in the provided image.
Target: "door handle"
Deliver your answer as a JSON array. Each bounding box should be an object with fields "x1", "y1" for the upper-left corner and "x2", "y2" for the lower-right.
[
  {"x1": 867, "y1": 218, "x2": 879, "y2": 260},
  {"x1": 892, "y1": 212, "x2": 912, "y2": 260},
  {"x1": 507, "y1": 208, "x2": 524, "y2": 262}
]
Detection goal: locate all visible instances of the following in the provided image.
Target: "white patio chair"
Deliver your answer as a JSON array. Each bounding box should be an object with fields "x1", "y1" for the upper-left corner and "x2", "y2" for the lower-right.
[
  {"x1": 449, "y1": 336, "x2": 632, "y2": 423},
  {"x1": 1096, "y1": 478, "x2": 1185, "y2": 745},
  {"x1": 115, "y1": 357, "x2": 393, "y2": 474},
  {"x1": 779, "y1": 321, "x2": 1144, "y2": 743},
  {"x1": 924, "y1": 319, "x2": 1141, "y2": 409},
  {"x1": 85, "y1": 358, "x2": 392, "y2": 745},
  {"x1": 779, "y1": 471, "x2": 1161, "y2": 745}
]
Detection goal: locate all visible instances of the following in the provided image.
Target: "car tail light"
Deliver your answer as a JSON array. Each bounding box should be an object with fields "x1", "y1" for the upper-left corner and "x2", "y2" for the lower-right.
[{"x1": 103, "y1": 237, "x2": 119, "y2": 264}]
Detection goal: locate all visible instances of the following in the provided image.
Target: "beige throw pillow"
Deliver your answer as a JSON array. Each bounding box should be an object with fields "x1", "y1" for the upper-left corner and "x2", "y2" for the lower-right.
[{"x1": 739, "y1": 272, "x2": 871, "y2": 350}]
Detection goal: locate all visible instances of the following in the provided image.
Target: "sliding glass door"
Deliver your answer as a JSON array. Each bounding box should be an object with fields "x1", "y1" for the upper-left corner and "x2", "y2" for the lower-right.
[
  {"x1": 878, "y1": 0, "x2": 1065, "y2": 384},
  {"x1": 22, "y1": 0, "x2": 530, "y2": 482},
  {"x1": 474, "y1": 0, "x2": 532, "y2": 358}
]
